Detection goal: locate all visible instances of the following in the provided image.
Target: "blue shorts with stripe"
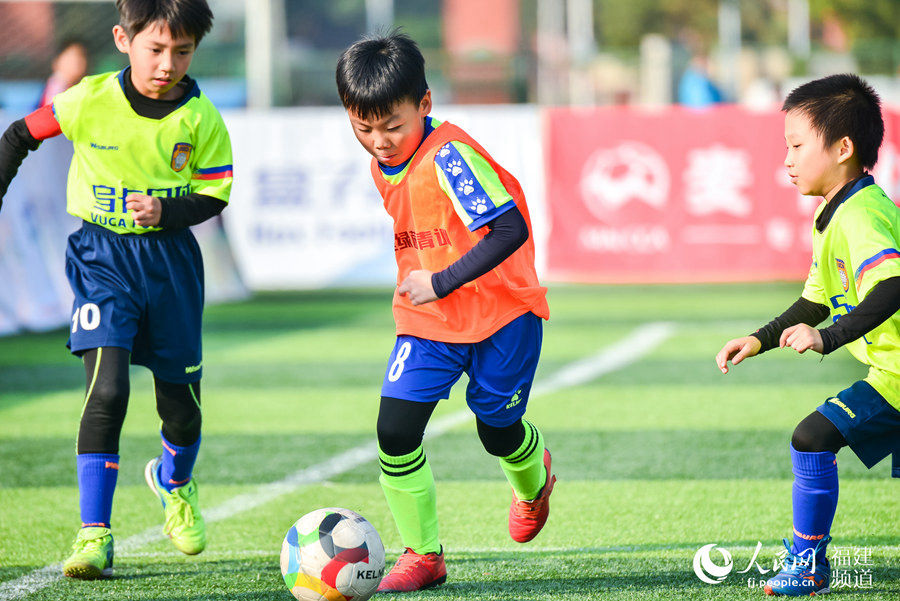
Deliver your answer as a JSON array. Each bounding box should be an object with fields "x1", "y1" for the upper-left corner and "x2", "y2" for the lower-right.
[
  {"x1": 816, "y1": 380, "x2": 900, "y2": 478},
  {"x1": 66, "y1": 221, "x2": 204, "y2": 384},
  {"x1": 380, "y1": 311, "x2": 542, "y2": 427}
]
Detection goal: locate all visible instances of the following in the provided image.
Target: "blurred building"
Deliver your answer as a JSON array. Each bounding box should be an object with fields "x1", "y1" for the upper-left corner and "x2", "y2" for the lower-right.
[{"x1": 0, "y1": 0, "x2": 897, "y2": 110}]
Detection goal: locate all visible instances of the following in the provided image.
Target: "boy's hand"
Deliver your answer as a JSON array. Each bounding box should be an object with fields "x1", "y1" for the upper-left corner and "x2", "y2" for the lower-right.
[
  {"x1": 780, "y1": 323, "x2": 824, "y2": 354},
  {"x1": 126, "y1": 193, "x2": 161, "y2": 227},
  {"x1": 398, "y1": 269, "x2": 438, "y2": 305},
  {"x1": 715, "y1": 336, "x2": 761, "y2": 374}
]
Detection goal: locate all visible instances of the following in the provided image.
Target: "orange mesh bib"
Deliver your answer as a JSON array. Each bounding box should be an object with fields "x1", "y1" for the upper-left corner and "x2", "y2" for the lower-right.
[{"x1": 372, "y1": 121, "x2": 549, "y2": 343}]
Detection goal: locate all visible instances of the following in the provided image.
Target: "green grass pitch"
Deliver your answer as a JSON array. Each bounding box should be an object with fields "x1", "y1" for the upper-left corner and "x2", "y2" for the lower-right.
[{"x1": 1, "y1": 283, "x2": 897, "y2": 600}]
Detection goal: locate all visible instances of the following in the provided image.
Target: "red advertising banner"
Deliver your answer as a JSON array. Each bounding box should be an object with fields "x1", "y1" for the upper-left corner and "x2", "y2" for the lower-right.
[{"x1": 545, "y1": 106, "x2": 900, "y2": 283}]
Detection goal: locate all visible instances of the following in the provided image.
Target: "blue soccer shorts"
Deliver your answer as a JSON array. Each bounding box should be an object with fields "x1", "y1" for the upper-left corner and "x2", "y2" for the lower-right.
[
  {"x1": 816, "y1": 380, "x2": 900, "y2": 478},
  {"x1": 380, "y1": 311, "x2": 543, "y2": 427},
  {"x1": 65, "y1": 221, "x2": 204, "y2": 384}
]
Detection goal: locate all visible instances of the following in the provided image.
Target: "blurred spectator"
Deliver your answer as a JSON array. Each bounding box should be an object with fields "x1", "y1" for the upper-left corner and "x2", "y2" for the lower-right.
[
  {"x1": 37, "y1": 40, "x2": 88, "y2": 108},
  {"x1": 677, "y1": 55, "x2": 724, "y2": 108}
]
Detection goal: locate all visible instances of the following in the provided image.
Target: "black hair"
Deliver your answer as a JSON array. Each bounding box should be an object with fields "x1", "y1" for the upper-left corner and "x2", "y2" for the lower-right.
[
  {"x1": 336, "y1": 30, "x2": 429, "y2": 120},
  {"x1": 782, "y1": 73, "x2": 884, "y2": 170},
  {"x1": 116, "y1": 0, "x2": 213, "y2": 45}
]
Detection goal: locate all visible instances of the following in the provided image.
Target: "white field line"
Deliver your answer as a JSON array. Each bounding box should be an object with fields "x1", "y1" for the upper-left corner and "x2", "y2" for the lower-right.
[
  {"x1": 118, "y1": 544, "x2": 900, "y2": 559},
  {"x1": 0, "y1": 321, "x2": 675, "y2": 600}
]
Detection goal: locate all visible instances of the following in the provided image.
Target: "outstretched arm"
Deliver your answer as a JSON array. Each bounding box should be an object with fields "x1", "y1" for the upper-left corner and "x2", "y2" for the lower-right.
[
  {"x1": 398, "y1": 205, "x2": 528, "y2": 306},
  {"x1": 716, "y1": 296, "x2": 830, "y2": 373}
]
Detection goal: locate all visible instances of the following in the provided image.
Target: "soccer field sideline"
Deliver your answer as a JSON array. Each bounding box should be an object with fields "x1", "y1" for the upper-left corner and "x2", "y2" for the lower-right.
[{"x1": 0, "y1": 321, "x2": 676, "y2": 600}]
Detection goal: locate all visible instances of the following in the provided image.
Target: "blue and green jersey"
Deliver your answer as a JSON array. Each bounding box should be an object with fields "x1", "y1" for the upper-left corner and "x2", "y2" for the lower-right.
[{"x1": 801, "y1": 177, "x2": 900, "y2": 410}]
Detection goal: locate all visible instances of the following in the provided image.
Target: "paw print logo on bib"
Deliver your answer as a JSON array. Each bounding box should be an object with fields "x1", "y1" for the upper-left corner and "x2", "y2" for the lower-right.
[
  {"x1": 470, "y1": 197, "x2": 489, "y2": 215},
  {"x1": 457, "y1": 178, "x2": 475, "y2": 196},
  {"x1": 446, "y1": 159, "x2": 463, "y2": 177}
]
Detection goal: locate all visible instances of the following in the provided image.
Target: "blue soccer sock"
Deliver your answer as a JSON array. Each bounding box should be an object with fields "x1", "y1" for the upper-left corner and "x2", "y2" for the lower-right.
[
  {"x1": 77, "y1": 453, "x2": 119, "y2": 528},
  {"x1": 790, "y1": 443, "x2": 838, "y2": 563},
  {"x1": 158, "y1": 433, "x2": 201, "y2": 492}
]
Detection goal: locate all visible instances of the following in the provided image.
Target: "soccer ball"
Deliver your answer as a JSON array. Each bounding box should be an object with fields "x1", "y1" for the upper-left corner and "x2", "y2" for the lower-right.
[{"x1": 280, "y1": 507, "x2": 385, "y2": 601}]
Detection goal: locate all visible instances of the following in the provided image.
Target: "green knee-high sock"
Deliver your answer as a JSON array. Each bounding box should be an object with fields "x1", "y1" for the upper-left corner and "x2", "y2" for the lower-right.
[
  {"x1": 379, "y1": 445, "x2": 440, "y2": 555},
  {"x1": 499, "y1": 420, "x2": 547, "y2": 501}
]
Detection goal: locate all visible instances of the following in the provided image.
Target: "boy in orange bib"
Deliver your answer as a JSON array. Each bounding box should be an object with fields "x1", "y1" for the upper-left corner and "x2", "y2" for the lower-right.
[{"x1": 336, "y1": 32, "x2": 554, "y2": 592}]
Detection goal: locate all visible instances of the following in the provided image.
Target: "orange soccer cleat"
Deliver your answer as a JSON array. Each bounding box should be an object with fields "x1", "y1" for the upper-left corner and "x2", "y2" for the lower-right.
[
  {"x1": 508, "y1": 448, "x2": 556, "y2": 543},
  {"x1": 377, "y1": 547, "x2": 447, "y2": 592}
]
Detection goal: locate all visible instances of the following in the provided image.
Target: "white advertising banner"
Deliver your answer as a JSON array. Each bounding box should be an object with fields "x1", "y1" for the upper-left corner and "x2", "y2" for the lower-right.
[{"x1": 221, "y1": 105, "x2": 545, "y2": 290}]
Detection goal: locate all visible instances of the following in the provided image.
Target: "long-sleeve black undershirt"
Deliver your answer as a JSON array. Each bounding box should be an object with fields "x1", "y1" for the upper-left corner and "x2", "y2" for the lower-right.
[
  {"x1": 819, "y1": 277, "x2": 900, "y2": 353},
  {"x1": 0, "y1": 67, "x2": 225, "y2": 227},
  {"x1": 430, "y1": 205, "x2": 529, "y2": 299},
  {"x1": 157, "y1": 193, "x2": 226, "y2": 229},
  {"x1": 750, "y1": 297, "x2": 830, "y2": 352},
  {"x1": 751, "y1": 276, "x2": 900, "y2": 354}
]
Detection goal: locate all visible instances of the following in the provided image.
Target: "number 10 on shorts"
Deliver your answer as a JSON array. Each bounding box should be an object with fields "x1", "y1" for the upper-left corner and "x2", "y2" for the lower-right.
[{"x1": 72, "y1": 303, "x2": 101, "y2": 333}]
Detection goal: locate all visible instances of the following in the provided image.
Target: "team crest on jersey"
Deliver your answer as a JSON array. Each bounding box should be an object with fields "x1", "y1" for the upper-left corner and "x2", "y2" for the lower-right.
[
  {"x1": 836, "y1": 258, "x2": 849, "y2": 291},
  {"x1": 171, "y1": 143, "x2": 192, "y2": 172}
]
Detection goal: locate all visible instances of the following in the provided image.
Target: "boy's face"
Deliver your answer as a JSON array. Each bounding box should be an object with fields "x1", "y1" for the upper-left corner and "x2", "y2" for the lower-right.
[
  {"x1": 348, "y1": 91, "x2": 432, "y2": 167},
  {"x1": 113, "y1": 21, "x2": 195, "y2": 100},
  {"x1": 783, "y1": 109, "x2": 853, "y2": 199}
]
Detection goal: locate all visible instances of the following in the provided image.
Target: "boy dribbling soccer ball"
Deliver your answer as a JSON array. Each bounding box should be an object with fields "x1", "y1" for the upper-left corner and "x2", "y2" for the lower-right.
[{"x1": 336, "y1": 32, "x2": 556, "y2": 592}]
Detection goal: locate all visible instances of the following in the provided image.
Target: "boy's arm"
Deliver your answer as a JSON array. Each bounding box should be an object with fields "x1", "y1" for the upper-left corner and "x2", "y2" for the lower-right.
[
  {"x1": 158, "y1": 194, "x2": 227, "y2": 228},
  {"x1": 418, "y1": 139, "x2": 525, "y2": 301},
  {"x1": 0, "y1": 105, "x2": 63, "y2": 208},
  {"x1": 750, "y1": 296, "x2": 830, "y2": 353},
  {"x1": 718, "y1": 296, "x2": 829, "y2": 373},
  {"x1": 126, "y1": 192, "x2": 227, "y2": 229},
  {"x1": 817, "y1": 276, "x2": 900, "y2": 353},
  {"x1": 431, "y1": 205, "x2": 528, "y2": 298},
  {"x1": 179, "y1": 107, "x2": 232, "y2": 226}
]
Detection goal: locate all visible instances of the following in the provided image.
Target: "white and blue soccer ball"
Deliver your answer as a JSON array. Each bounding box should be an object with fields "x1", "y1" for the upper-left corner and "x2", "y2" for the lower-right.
[{"x1": 280, "y1": 507, "x2": 385, "y2": 601}]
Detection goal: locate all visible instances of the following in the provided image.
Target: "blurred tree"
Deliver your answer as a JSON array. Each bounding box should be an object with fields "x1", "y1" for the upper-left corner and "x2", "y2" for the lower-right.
[
  {"x1": 809, "y1": 0, "x2": 896, "y2": 41},
  {"x1": 594, "y1": 0, "x2": 719, "y2": 49},
  {"x1": 591, "y1": 0, "x2": 894, "y2": 55},
  {"x1": 809, "y1": 0, "x2": 898, "y2": 73}
]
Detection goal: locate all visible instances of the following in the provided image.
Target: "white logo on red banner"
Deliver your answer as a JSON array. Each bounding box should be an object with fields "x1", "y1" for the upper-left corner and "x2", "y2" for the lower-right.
[
  {"x1": 579, "y1": 141, "x2": 669, "y2": 218},
  {"x1": 683, "y1": 145, "x2": 753, "y2": 217}
]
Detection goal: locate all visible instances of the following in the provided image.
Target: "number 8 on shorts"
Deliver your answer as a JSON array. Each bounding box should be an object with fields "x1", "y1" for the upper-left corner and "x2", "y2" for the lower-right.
[{"x1": 388, "y1": 341, "x2": 412, "y2": 382}]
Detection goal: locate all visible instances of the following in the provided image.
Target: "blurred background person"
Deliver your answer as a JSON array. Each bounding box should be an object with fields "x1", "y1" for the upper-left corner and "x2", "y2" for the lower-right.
[
  {"x1": 677, "y1": 54, "x2": 724, "y2": 108},
  {"x1": 37, "y1": 39, "x2": 88, "y2": 108}
]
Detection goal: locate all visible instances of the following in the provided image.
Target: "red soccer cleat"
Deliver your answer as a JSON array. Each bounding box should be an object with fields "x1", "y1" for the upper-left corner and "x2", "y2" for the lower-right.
[
  {"x1": 508, "y1": 448, "x2": 556, "y2": 543},
  {"x1": 376, "y1": 547, "x2": 447, "y2": 592}
]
